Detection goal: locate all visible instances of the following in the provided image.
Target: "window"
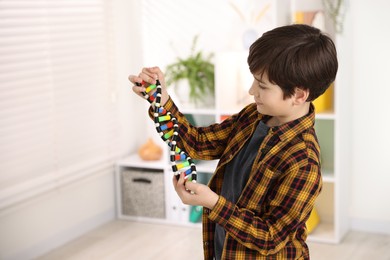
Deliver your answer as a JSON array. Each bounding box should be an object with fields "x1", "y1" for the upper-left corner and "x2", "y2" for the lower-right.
[{"x1": 0, "y1": 0, "x2": 119, "y2": 209}]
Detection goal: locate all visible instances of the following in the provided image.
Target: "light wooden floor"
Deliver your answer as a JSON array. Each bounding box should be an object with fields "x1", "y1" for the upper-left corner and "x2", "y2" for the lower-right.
[{"x1": 38, "y1": 220, "x2": 390, "y2": 260}]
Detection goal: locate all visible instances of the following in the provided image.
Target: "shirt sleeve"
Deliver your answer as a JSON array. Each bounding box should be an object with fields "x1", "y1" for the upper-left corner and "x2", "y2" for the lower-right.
[
  {"x1": 208, "y1": 163, "x2": 322, "y2": 255},
  {"x1": 149, "y1": 96, "x2": 248, "y2": 161}
]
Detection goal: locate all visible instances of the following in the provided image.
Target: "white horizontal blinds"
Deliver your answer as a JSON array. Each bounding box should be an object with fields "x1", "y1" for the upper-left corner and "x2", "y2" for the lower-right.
[
  {"x1": 0, "y1": 1, "x2": 56, "y2": 189},
  {"x1": 0, "y1": 0, "x2": 117, "y2": 205}
]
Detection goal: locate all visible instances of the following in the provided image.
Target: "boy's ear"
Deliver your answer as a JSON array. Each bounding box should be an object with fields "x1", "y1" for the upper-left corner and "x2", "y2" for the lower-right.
[{"x1": 293, "y1": 87, "x2": 310, "y2": 105}]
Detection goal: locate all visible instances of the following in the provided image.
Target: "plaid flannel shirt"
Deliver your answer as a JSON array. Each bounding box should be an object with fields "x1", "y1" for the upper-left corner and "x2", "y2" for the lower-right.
[{"x1": 157, "y1": 97, "x2": 322, "y2": 259}]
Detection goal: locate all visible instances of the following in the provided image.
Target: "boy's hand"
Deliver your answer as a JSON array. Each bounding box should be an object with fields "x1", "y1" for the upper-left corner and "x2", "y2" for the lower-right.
[
  {"x1": 173, "y1": 172, "x2": 219, "y2": 210},
  {"x1": 128, "y1": 66, "x2": 169, "y2": 106}
]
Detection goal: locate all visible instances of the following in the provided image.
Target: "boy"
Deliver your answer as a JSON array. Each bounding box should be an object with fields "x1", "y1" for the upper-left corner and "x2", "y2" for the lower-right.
[{"x1": 130, "y1": 24, "x2": 338, "y2": 259}]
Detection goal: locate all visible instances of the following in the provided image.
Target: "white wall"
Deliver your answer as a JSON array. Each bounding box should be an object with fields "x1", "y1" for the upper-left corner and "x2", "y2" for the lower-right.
[
  {"x1": 0, "y1": 1, "x2": 146, "y2": 259},
  {"x1": 349, "y1": 0, "x2": 390, "y2": 234},
  {"x1": 140, "y1": 0, "x2": 286, "y2": 69},
  {"x1": 114, "y1": 0, "x2": 148, "y2": 154},
  {"x1": 0, "y1": 171, "x2": 115, "y2": 260}
]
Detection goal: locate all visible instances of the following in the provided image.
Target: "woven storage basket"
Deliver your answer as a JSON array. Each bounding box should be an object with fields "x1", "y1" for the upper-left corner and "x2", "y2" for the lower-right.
[{"x1": 121, "y1": 168, "x2": 165, "y2": 218}]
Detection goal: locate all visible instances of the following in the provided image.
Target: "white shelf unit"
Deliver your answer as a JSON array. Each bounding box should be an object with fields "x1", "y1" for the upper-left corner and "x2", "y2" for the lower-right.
[
  {"x1": 288, "y1": 0, "x2": 351, "y2": 244},
  {"x1": 116, "y1": 0, "x2": 349, "y2": 245},
  {"x1": 116, "y1": 103, "x2": 348, "y2": 243}
]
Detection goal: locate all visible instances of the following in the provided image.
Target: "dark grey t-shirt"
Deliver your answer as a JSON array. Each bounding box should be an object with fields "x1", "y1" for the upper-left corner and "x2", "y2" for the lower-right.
[{"x1": 214, "y1": 120, "x2": 269, "y2": 260}]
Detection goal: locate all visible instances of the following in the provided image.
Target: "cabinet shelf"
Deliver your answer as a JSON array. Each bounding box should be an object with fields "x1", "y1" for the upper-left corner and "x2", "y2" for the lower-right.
[
  {"x1": 118, "y1": 93, "x2": 345, "y2": 244},
  {"x1": 195, "y1": 160, "x2": 218, "y2": 173},
  {"x1": 118, "y1": 98, "x2": 344, "y2": 244},
  {"x1": 307, "y1": 222, "x2": 337, "y2": 243},
  {"x1": 315, "y1": 112, "x2": 335, "y2": 120},
  {"x1": 117, "y1": 154, "x2": 166, "y2": 170},
  {"x1": 181, "y1": 108, "x2": 216, "y2": 115},
  {"x1": 322, "y1": 170, "x2": 335, "y2": 183}
]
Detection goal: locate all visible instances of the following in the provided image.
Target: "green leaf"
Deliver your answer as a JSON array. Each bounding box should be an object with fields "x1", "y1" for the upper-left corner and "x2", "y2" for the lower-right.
[{"x1": 165, "y1": 35, "x2": 215, "y2": 104}]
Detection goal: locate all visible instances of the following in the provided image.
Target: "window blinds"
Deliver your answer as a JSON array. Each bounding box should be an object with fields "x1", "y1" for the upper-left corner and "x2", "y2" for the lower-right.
[{"x1": 0, "y1": 0, "x2": 119, "y2": 209}]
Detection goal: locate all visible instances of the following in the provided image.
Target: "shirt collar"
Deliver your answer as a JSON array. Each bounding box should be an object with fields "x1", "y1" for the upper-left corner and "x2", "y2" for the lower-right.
[{"x1": 258, "y1": 103, "x2": 316, "y2": 142}]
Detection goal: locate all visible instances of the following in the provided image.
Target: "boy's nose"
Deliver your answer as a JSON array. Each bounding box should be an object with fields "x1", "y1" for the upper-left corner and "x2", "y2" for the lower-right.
[{"x1": 248, "y1": 84, "x2": 254, "y2": 96}]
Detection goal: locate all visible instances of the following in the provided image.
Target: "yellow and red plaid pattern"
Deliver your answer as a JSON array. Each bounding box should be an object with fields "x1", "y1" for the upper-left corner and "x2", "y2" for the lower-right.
[{"x1": 154, "y1": 97, "x2": 322, "y2": 259}]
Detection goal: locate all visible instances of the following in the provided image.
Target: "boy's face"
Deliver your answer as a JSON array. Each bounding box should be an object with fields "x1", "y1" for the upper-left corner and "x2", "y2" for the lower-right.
[{"x1": 249, "y1": 73, "x2": 295, "y2": 117}]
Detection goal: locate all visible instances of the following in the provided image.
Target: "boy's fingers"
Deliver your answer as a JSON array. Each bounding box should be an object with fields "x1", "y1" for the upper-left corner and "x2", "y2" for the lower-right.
[
  {"x1": 184, "y1": 180, "x2": 196, "y2": 191},
  {"x1": 178, "y1": 172, "x2": 187, "y2": 187},
  {"x1": 172, "y1": 173, "x2": 186, "y2": 191},
  {"x1": 141, "y1": 68, "x2": 158, "y2": 84},
  {"x1": 149, "y1": 66, "x2": 164, "y2": 78},
  {"x1": 128, "y1": 75, "x2": 140, "y2": 84},
  {"x1": 172, "y1": 174, "x2": 179, "y2": 187}
]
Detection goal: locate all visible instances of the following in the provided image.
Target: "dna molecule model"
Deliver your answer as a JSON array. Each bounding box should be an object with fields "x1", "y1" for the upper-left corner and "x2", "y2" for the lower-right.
[{"x1": 136, "y1": 80, "x2": 197, "y2": 184}]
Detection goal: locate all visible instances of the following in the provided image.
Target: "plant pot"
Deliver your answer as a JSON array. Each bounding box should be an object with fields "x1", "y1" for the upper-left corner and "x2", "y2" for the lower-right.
[
  {"x1": 173, "y1": 80, "x2": 191, "y2": 107},
  {"x1": 172, "y1": 80, "x2": 214, "y2": 109}
]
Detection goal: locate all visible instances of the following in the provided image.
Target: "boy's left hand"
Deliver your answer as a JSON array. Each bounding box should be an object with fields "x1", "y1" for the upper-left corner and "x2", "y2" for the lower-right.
[
  {"x1": 128, "y1": 66, "x2": 169, "y2": 106},
  {"x1": 173, "y1": 172, "x2": 219, "y2": 210}
]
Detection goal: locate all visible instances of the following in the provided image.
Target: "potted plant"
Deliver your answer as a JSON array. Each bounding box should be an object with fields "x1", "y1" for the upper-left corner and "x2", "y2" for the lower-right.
[{"x1": 165, "y1": 36, "x2": 215, "y2": 106}]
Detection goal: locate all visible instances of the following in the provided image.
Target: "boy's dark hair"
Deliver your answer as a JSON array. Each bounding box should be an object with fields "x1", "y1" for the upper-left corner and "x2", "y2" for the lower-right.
[{"x1": 247, "y1": 24, "x2": 338, "y2": 101}]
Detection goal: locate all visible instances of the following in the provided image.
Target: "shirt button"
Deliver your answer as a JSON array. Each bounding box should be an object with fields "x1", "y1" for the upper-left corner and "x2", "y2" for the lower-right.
[
  {"x1": 204, "y1": 241, "x2": 209, "y2": 246},
  {"x1": 204, "y1": 209, "x2": 209, "y2": 214}
]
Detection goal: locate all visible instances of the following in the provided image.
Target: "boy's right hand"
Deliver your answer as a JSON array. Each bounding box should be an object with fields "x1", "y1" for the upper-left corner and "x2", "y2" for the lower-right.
[
  {"x1": 128, "y1": 66, "x2": 169, "y2": 106},
  {"x1": 173, "y1": 172, "x2": 219, "y2": 210}
]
